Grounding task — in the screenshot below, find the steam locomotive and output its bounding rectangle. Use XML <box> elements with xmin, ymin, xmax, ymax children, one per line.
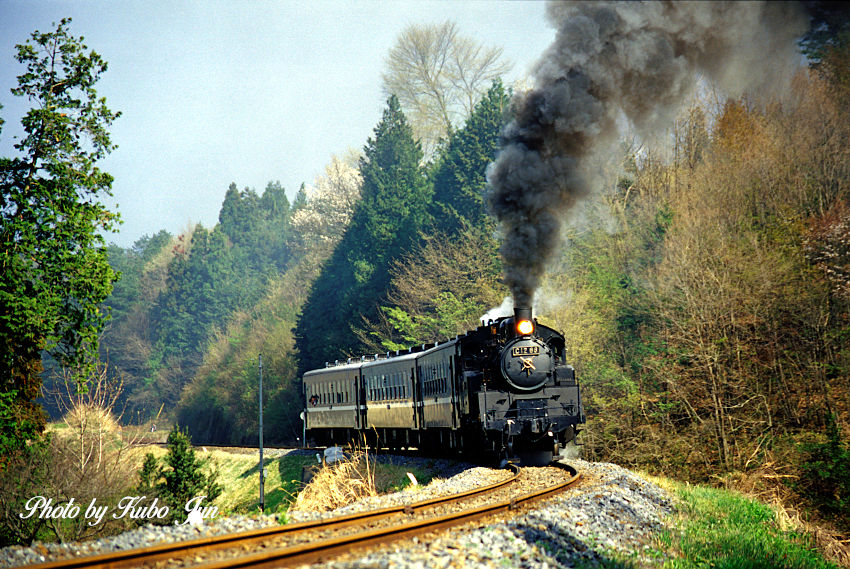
<box><xmin>302</xmin><ymin>307</ymin><xmax>585</xmax><ymax>465</ymax></box>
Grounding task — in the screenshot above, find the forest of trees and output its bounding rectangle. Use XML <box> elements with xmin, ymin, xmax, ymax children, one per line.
<box><xmin>2</xmin><ymin>11</ymin><xmax>849</xmax><ymax>545</ymax></box>
<box><xmin>77</xmin><ymin>79</ymin><xmax>513</xmax><ymax>445</ymax></box>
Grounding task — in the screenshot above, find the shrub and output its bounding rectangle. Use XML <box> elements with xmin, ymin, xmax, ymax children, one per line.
<box><xmin>136</xmin><ymin>452</ymin><xmax>160</xmax><ymax>494</ymax></box>
<box><xmin>0</xmin><ymin>440</ymin><xmax>50</xmax><ymax>546</ymax></box>
<box><xmin>156</xmin><ymin>427</ymin><xmax>221</xmax><ymax>522</ymax></box>
<box><xmin>293</xmin><ymin>450</ymin><xmax>377</xmax><ymax>512</ymax></box>
<box><xmin>800</xmin><ymin>415</ymin><xmax>850</xmax><ymax>527</ymax></box>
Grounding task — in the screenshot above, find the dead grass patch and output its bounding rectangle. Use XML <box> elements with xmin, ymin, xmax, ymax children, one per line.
<box><xmin>293</xmin><ymin>451</ymin><xmax>377</xmax><ymax>513</ymax></box>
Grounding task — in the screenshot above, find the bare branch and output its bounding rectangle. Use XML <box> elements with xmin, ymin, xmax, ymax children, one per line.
<box><xmin>382</xmin><ymin>21</ymin><xmax>512</xmax><ymax>158</ymax></box>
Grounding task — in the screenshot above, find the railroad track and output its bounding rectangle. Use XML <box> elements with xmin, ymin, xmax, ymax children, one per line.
<box><xmin>19</xmin><ymin>462</ymin><xmax>580</xmax><ymax>569</ymax></box>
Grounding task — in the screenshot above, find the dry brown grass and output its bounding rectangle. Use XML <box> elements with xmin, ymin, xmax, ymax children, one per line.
<box><xmin>64</xmin><ymin>403</ymin><xmax>121</xmax><ymax>435</ymax></box>
<box><xmin>292</xmin><ymin>450</ymin><xmax>377</xmax><ymax>513</ymax></box>
<box><xmin>35</xmin><ymin>365</ymin><xmax>148</xmax><ymax>542</ymax></box>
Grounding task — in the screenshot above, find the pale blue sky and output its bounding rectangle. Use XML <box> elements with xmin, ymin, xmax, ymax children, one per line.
<box><xmin>0</xmin><ymin>0</ymin><xmax>555</xmax><ymax>247</ymax></box>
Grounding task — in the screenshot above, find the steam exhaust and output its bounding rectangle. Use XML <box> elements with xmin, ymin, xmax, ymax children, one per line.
<box><xmin>486</xmin><ymin>1</ymin><xmax>808</xmax><ymax>309</ymax></box>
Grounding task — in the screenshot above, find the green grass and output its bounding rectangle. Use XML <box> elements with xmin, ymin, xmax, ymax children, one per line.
<box><xmin>203</xmin><ymin>451</ymin><xmax>316</xmax><ymax>516</ymax></box>
<box><xmin>121</xmin><ymin>446</ymin><xmax>445</xmax><ymax>521</ymax></box>
<box><xmin>372</xmin><ymin>458</ymin><xmax>438</xmax><ymax>493</ymax></box>
<box><xmin>658</xmin><ymin>484</ymin><xmax>839</xmax><ymax>569</ymax></box>
<box><xmin>202</xmin><ymin>451</ymin><xmax>434</xmax><ymax>517</ymax></box>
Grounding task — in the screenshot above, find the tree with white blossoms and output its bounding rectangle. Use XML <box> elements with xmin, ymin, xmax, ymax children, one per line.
<box><xmin>290</xmin><ymin>152</ymin><xmax>362</xmax><ymax>262</ymax></box>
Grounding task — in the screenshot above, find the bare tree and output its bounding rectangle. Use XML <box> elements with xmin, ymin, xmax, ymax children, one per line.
<box><xmin>382</xmin><ymin>21</ymin><xmax>512</xmax><ymax>157</ymax></box>
<box><xmin>41</xmin><ymin>363</ymin><xmax>142</xmax><ymax>542</ymax></box>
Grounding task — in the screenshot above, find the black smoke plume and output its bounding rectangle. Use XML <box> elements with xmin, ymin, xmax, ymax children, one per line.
<box><xmin>486</xmin><ymin>1</ymin><xmax>807</xmax><ymax>309</ymax></box>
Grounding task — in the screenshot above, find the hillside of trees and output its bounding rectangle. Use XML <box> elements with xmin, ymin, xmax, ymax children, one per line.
<box><xmin>68</xmin><ymin>79</ymin><xmax>513</xmax><ymax>445</ymax></box>
<box><xmin>90</xmin><ymin>47</ymin><xmax>849</xmax><ymax>478</ymax></box>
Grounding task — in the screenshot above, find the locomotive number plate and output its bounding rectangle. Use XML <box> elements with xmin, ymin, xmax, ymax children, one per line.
<box><xmin>511</xmin><ymin>346</ymin><xmax>540</xmax><ymax>357</ymax></box>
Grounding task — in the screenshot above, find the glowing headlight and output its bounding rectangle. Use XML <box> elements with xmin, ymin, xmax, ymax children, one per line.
<box><xmin>517</xmin><ymin>319</ymin><xmax>534</xmax><ymax>335</ymax></box>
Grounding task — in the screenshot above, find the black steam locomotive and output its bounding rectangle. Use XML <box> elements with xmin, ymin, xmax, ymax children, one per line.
<box><xmin>302</xmin><ymin>307</ymin><xmax>585</xmax><ymax>465</ymax></box>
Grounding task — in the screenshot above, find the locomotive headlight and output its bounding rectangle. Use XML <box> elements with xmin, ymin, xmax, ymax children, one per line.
<box><xmin>517</xmin><ymin>319</ymin><xmax>534</xmax><ymax>335</ymax></box>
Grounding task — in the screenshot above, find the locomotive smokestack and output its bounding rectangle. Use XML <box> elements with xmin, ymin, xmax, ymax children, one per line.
<box><xmin>514</xmin><ymin>306</ymin><xmax>534</xmax><ymax>336</ymax></box>
<box><xmin>514</xmin><ymin>306</ymin><xmax>532</xmax><ymax>325</ymax></box>
<box><xmin>487</xmin><ymin>1</ymin><xmax>806</xmax><ymax>308</ymax></box>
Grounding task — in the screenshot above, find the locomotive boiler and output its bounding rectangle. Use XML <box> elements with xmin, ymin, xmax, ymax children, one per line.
<box><xmin>302</xmin><ymin>307</ymin><xmax>585</xmax><ymax>465</ymax></box>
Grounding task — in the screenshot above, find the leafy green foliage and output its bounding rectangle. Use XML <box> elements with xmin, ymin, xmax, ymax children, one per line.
<box><xmin>661</xmin><ymin>484</ymin><xmax>839</xmax><ymax>569</ymax></box>
<box><xmin>358</xmin><ymin>228</ymin><xmax>505</xmax><ymax>352</ymax></box>
<box><xmin>330</xmin><ymin>84</ymin><xmax>511</xmax><ymax>358</ymax></box>
<box><xmin>105</xmin><ymin>230</ymin><xmax>173</xmax><ymax>322</ymax></box>
<box><xmin>176</xmin><ymin>272</ymin><xmax>303</xmax><ymax>444</ymax></box>
<box><xmin>800</xmin><ymin>415</ymin><xmax>850</xmax><ymax>526</ymax></box>
<box><xmin>800</xmin><ymin>2</ymin><xmax>850</xmax><ymax>64</ymax></box>
<box><xmin>380</xmin><ymin>291</ymin><xmax>487</xmax><ymax>351</ymax></box>
<box><xmin>98</xmin><ymin>179</ymin><xmax>298</xmax><ymax>420</ymax></box>
<box><xmin>136</xmin><ymin>452</ymin><xmax>159</xmax><ymax>494</ymax></box>
<box><xmin>0</xmin><ymin>437</ymin><xmax>50</xmax><ymax>546</ymax></box>
<box><xmin>430</xmin><ymin>80</ymin><xmax>509</xmax><ymax>233</ymax></box>
<box><xmin>0</xmin><ymin>18</ymin><xmax>119</xmax><ymax>455</ymax></box>
<box><xmin>291</xmin><ymin>183</ymin><xmax>308</xmax><ymax>212</ymax></box>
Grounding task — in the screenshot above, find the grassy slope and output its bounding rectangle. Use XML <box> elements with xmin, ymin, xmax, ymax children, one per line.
<box><xmin>172</xmin><ymin>449</ymin><xmax>436</xmax><ymax>516</ymax></box>
<box><xmin>667</xmin><ymin>485</ymin><xmax>839</xmax><ymax>568</ymax></box>
<box><xmin>644</xmin><ymin>478</ymin><xmax>843</xmax><ymax>569</ymax></box>
<box><xmin>170</xmin><ymin>449</ymin><xmax>316</xmax><ymax>515</ymax></box>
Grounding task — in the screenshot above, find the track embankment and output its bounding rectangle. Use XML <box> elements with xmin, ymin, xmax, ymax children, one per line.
<box><xmin>10</xmin><ymin>463</ymin><xmax>582</xmax><ymax>569</ymax></box>
<box><xmin>4</xmin><ymin>458</ymin><xmax>676</xmax><ymax>569</ymax></box>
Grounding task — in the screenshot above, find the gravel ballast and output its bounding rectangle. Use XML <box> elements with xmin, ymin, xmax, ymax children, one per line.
<box><xmin>0</xmin><ymin>458</ymin><xmax>675</xmax><ymax>568</ymax></box>
<box><xmin>314</xmin><ymin>458</ymin><xmax>675</xmax><ymax>568</ymax></box>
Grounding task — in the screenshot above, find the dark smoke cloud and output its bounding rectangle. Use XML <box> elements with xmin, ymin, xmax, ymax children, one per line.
<box><xmin>486</xmin><ymin>1</ymin><xmax>807</xmax><ymax>309</ymax></box>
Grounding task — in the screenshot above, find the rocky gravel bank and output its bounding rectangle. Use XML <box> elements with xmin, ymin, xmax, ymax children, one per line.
<box><xmin>0</xmin><ymin>458</ymin><xmax>675</xmax><ymax>568</ymax></box>
<box><xmin>314</xmin><ymin>458</ymin><xmax>675</xmax><ymax>568</ymax></box>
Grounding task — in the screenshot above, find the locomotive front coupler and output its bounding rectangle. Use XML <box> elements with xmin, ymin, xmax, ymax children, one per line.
<box><xmin>503</xmin><ymin>418</ymin><xmax>525</xmax><ymax>437</ymax></box>
<box><xmin>530</xmin><ymin>421</ymin><xmax>557</xmax><ymax>443</ymax></box>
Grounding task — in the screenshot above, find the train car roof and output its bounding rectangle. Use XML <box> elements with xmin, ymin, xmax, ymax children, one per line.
<box><xmin>360</xmin><ymin>349</ymin><xmax>420</xmax><ymax>370</ymax></box>
<box><xmin>303</xmin><ymin>360</ymin><xmax>364</xmax><ymax>378</ymax></box>
<box><xmin>305</xmin><ymin>336</ymin><xmax>464</xmax><ymax>378</ymax></box>
<box><xmin>303</xmin><ymin>316</ymin><xmax>566</xmax><ymax>378</ymax></box>
<box><xmin>415</xmin><ymin>338</ymin><xmax>459</xmax><ymax>358</ymax></box>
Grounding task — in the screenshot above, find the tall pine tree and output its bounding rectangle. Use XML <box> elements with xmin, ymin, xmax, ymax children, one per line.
<box><xmin>430</xmin><ymin>80</ymin><xmax>509</xmax><ymax>233</ymax></box>
<box><xmin>357</xmin><ymin>81</ymin><xmax>511</xmax><ymax>351</ymax></box>
<box><xmin>1</xmin><ymin>19</ymin><xmax>119</xmax><ymax>457</ymax></box>
<box><xmin>295</xmin><ymin>96</ymin><xmax>429</xmax><ymax>372</ymax></box>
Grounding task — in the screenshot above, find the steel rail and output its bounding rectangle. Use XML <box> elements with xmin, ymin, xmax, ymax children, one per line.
<box><xmin>16</xmin><ymin>464</ymin><xmax>523</xmax><ymax>569</ymax></box>
<box><xmin>193</xmin><ymin>462</ymin><xmax>580</xmax><ymax>569</ymax></box>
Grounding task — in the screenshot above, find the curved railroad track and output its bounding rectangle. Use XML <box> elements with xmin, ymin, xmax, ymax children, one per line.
<box><xmin>18</xmin><ymin>462</ymin><xmax>579</xmax><ymax>569</ymax></box>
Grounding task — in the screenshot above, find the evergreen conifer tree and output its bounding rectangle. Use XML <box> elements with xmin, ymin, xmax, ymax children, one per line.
<box><xmin>0</xmin><ymin>19</ymin><xmax>120</xmax><ymax>457</ymax></box>
<box><xmin>157</xmin><ymin>427</ymin><xmax>221</xmax><ymax>522</ymax></box>
<box><xmin>430</xmin><ymin>81</ymin><xmax>510</xmax><ymax>233</ymax></box>
<box><xmin>295</xmin><ymin>96</ymin><xmax>429</xmax><ymax>372</ymax></box>
<box><xmin>291</xmin><ymin>183</ymin><xmax>308</xmax><ymax>213</ymax></box>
